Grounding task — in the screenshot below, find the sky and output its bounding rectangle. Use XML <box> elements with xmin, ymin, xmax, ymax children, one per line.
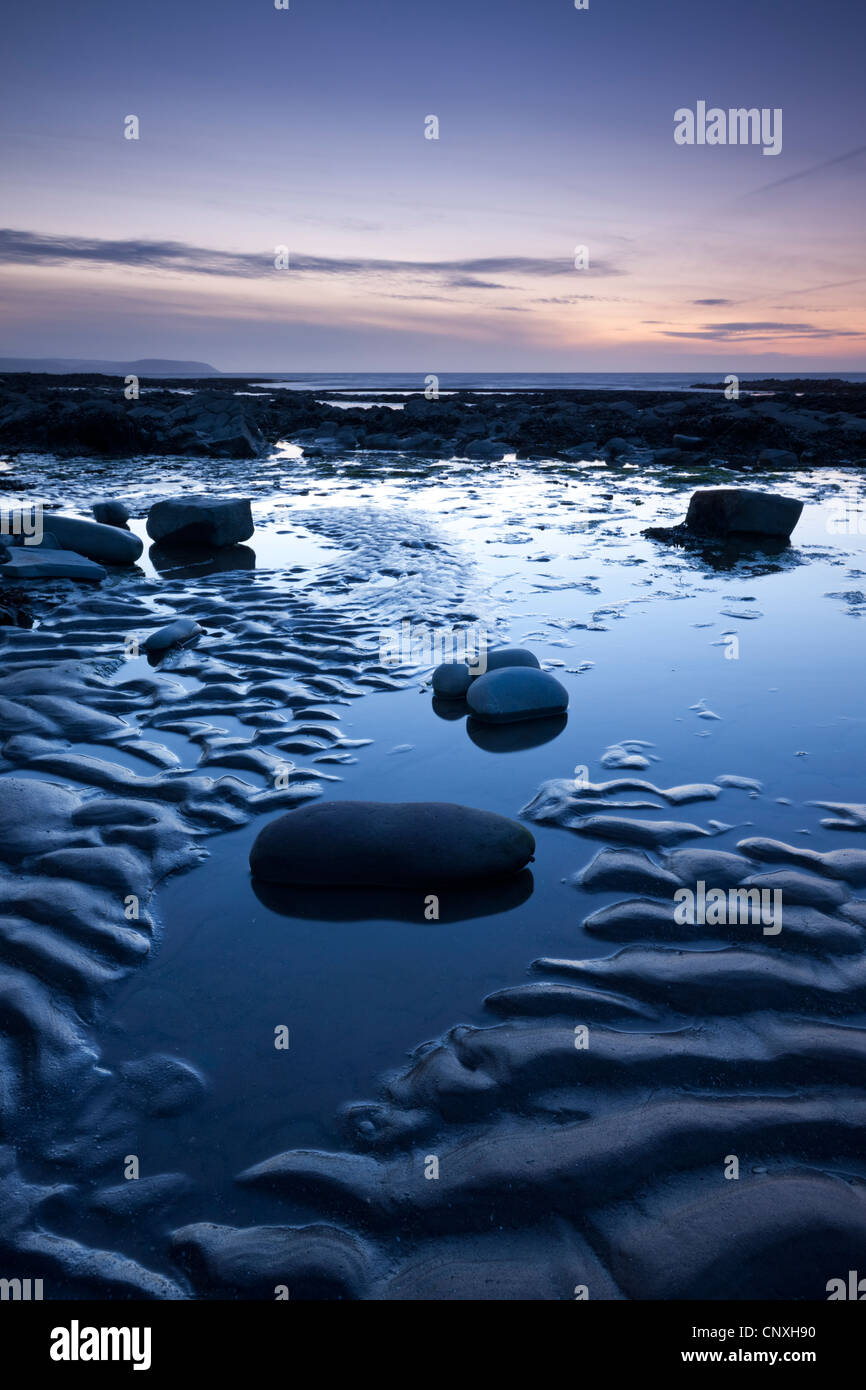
<box><xmin>1</xmin><ymin>0</ymin><xmax>864</xmax><ymax>371</ymax></box>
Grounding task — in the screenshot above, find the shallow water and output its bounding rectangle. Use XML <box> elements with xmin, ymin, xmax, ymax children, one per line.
<box><xmin>3</xmin><ymin>445</ymin><xmax>866</xmax><ymax>1294</ymax></box>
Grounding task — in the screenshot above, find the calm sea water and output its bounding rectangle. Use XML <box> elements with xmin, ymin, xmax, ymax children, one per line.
<box><xmin>242</xmin><ymin>371</ymin><xmax>866</xmax><ymax>392</ymax></box>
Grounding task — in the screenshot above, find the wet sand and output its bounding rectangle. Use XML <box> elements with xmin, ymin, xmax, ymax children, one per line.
<box><xmin>1</xmin><ymin>438</ymin><xmax>866</xmax><ymax>1298</ymax></box>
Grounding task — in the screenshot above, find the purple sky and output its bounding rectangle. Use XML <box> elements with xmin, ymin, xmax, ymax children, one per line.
<box><xmin>1</xmin><ymin>0</ymin><xmax>864</xmax><ymax>370</ymax></box>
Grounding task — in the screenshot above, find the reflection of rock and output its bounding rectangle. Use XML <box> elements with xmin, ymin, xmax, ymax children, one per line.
<box><xmin>253</xmin><ymin>869</ymin><xmax>534</xmax><ymax>922</ymax></box>
<box><xmin>250</xmin><ymin>801</ymin><xmax>535</xmax><ymax>885</ymax></box>
<box><xmin>431</xmin><ymin>694</ymin><xmax>468</xmax><ymax>721</ymax></box>
<box><xmin>467</xmin><ymin>712</ymin><xmax>567</xmax><ymax>752</ymax></box>
<box><xmin>467</xmin><ymin>668</ymin><xmax>568</xmax><ymax>724</ymax></box>
<box><xmin>146</xmin><ymin>496</ymin><xmax>254</xmax><ymax>548</ymax></box>
<box><xmin>149</xmin><ymin>541</ymin><xmax>255</xmax><ymax>578</ymax></box>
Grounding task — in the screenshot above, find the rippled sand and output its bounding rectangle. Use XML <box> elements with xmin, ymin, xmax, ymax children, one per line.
<box><xmin>1</xmin><ymin>446</ymin><xmax>865</xmax><ymax>1297</ymax></box>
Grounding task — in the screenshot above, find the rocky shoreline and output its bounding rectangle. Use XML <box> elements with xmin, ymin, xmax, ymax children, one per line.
<box><xmin>1</xmin><ymin>374</ymin><xmax>865</xmax><ymax>468</ymax></box>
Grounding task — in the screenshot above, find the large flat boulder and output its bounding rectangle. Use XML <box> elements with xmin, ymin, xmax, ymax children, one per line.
<box><xmin>0</xmin><ymin>547</ymin><xmax>107</xmax><ymax>581</ymax></box>
<box><xmin>684</xmin><ymin>488</ymin><xmax>803</xmax><ymax>539</ymax></box>
<box><xmin>146</xmin><ymin>496</ymin><xmax>254</xmax><ymax>548</ymax></box>
<box><xmin>249</xmin><ymin>800</ymin><xmax>535</xmax><ymax>885</ymax></box>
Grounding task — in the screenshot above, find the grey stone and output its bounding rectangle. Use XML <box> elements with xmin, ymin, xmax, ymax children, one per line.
<box><xmin>480</xmin><ymin>647</ymin><xmax>541</xmax><ymax>676</ymax></box>
<box><xmin>758</xmin><ymin>448</ymin><xmax>800</xmax><ymax>467</ymax></box>
<box><xmin>143</xmin><ymin>618</ymin><xmax>203</xmax><ymax>653</ymax></box>
<box><xmin>249</xmin><ymin>800</ymin><xmax>535</xmax><ymax>884</ymax></box>
<box><xmin>673</xmin><ymin>434</ymin><xmax>702</xmax><ymax>449</ymax></box>
<box><xmin>466</xmin><ymin>668</ymin><xmax>568</xmax><ymax>724</ymax></box>
<box><xmin>6</xmin><ymin>512</ymin><xmax>141</xmax><ymax>564</ymax></box>
<box><xmin>603</xmin><ymin>436</ymin><xmax>631</xmax><ymax>457</ymax></box>
<box><xmin>92</xmin><ymin>499</ymin><xmax>131</xmax><ymax>527</ymax></box>
<box><xmin>46</xmin><ymin>514</ymin><xmax>141</xmax><ymax>563</ymax></box>
<box><xmin>464</xmin><ymin>439</ymin><xmax>507</xmax><ymax>459</ymax></box>
<box><xmin>8</xmin><ymin>530</ymin><xmax>61</xmax><ymax>549</ymax></box>
<box><xmin>431</xmin><ymin>662</ymin><xmax>472</xmax><ymax>697</ymax></box>
<box><xmin>146</xmin><ymin>496</ymin><xmax>254</xmax><ymax>548</ymax></box>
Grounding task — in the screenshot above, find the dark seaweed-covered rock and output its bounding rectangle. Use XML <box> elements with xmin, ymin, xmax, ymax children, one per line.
<box><xmin>684</xmin><ymin>487</ymin><xmax>803</xmax><ymax>538</ymax></box>
<box><xmin>466</xmin><ymin>668</ymin><xmax>568</xmax><ymax>724</ymax></box>
<box><xmin>249</xmin><ymin>801</ymin><xmax>535</xmax><ymax>885</ymax></box>
<box><xmin>644</xmin><ymin>487</ymin><xmax>804</xmax><ymax>547</ymax></box>
<box><xmin>0</xmin><ymin>584</ymin><xmax>34</xmax><ymax>627</ymax></box>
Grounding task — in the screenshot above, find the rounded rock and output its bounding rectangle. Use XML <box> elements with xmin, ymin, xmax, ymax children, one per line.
<box><xmin>478</xmin><ymin>647</ymin><xmax>541</xmax><ymax>677</ymax></box>
<box><xmin>92</xmin><ymin>499</ymin><xmax>131</xmax><ymax>527</ymax></box>
<box><xmin>143</xmin><ymin>617</ymin><xmax>203</xmax><ymax>653</ymax></box>
<box><xmin>249</xmin><ymin>800</ymin><xmax>535</xmax><ymax>885</ymax></box>
<box><xmin>467</xmin><ymin>667</ymin><xmax>568</xmax><ymax>724</ymax></box>
<box><xmin>46</xmin><ymin>514</ymin><xmax>142</xmax><ymax>564</ymax></box>
<box><xmin>432</xmin><ymin>661</ymin><xmax>472</xmax><ymax>697</ymax></box>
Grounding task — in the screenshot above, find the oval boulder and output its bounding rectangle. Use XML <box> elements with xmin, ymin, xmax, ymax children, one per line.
<box><xmin>467</xmin><ymin>668</ymin><xmax>568</xmax><ymax>724</ymax></box>
<box><xmin>249</xmin><ymin>800</ymin><xmax>535</xmax><ymax>885</ymax></box>
<box><xmin>480</xmin><ymin>646</ymin><xmax>540</xmax><ymax>675</ymax></box>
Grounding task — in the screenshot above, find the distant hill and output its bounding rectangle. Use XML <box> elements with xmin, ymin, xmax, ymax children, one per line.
<box><xmin>0</xmin><ymin>357</ymin><xmax>221</xmax><ymax>376</ymax></box>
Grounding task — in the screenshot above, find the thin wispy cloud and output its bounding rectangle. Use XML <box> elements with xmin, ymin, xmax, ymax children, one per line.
<box><xmin>745</xmin><ymin>144</ymin><xmax>866</xmax><ymax>196</ymax></box>
<box><xmin>660</xmin><ymin>320</ymin><xmax>862</xmax><ymax>342</ymax></box>
<box><xmin>0</xmin><ymin>230</ymin><xmax>621</xmax><ymax>286</ymax></box>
